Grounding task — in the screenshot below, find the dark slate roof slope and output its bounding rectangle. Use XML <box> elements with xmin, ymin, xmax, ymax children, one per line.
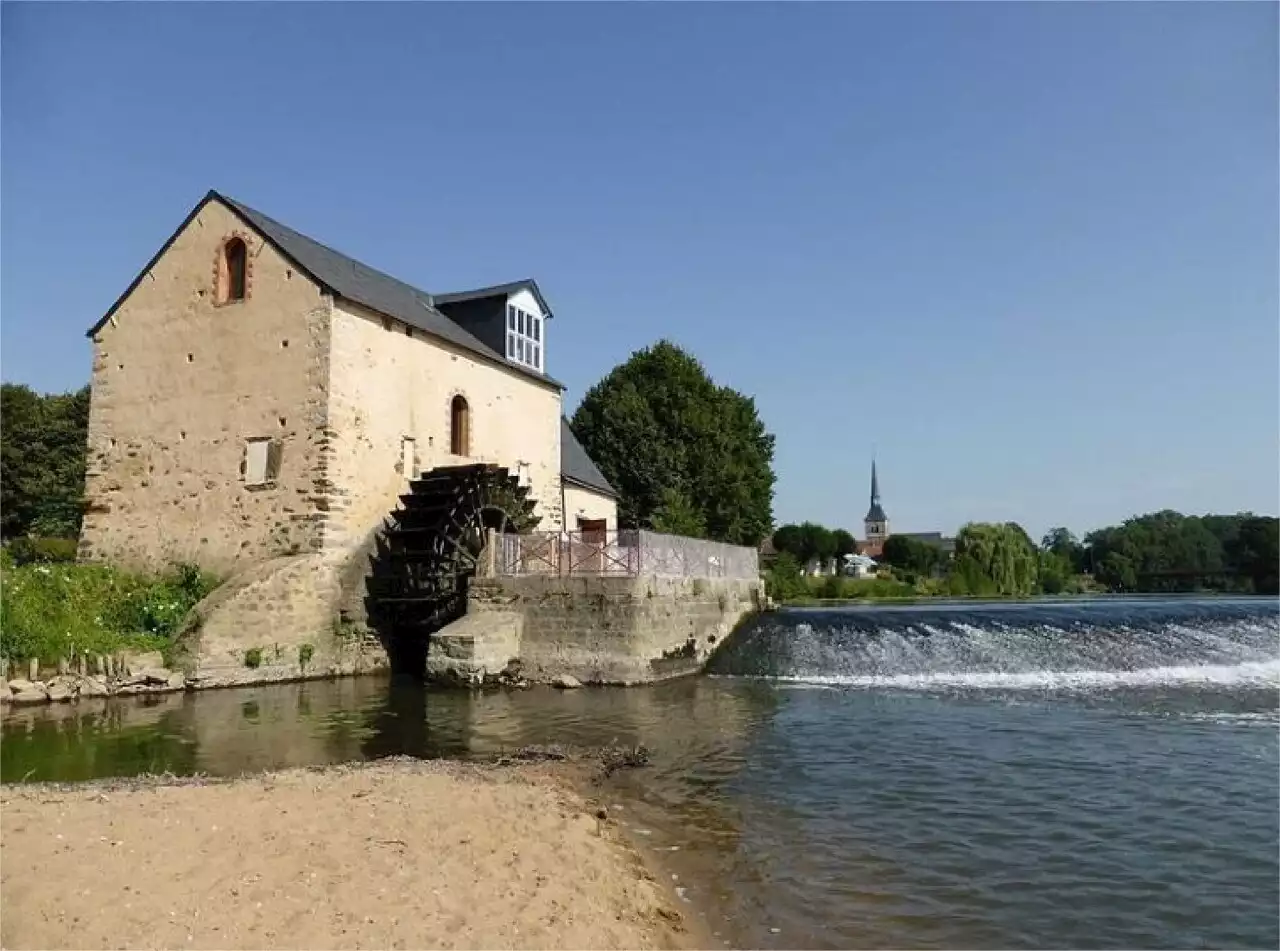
<box><xmin>88</xmin><ymin>189</ymin><xmax>562</xmax><ymax>390</ymax></box>
<box><xmin>434</xmin><ymin>280</ymin><xmax>554</xmax><ymax>319</ymax></box>
<box><xmin>560</xmin><ymin>418</ymin><xmax>617</xmax><ymax>497</ymax></box>
<box><xmin>216</xmin><ymin>193</ymin><xmax>563</xmax><ymax>389</ymax></box>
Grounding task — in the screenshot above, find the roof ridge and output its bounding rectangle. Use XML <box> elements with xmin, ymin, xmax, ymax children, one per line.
<box><xmin>215</xmin><ymin>191</ymin><xmax>437</xmax><ymax>305</ymax></box>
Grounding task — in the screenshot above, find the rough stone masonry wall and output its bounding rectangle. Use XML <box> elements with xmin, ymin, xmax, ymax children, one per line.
<box><xmin>80</xmin><ymin>200</ymin><xmax>332</xmax><ymax>576</ymax></box>
<box><xmin>466</xmin><ymin>574</ymin><xmax>764</xmax><ymax>684</ymax></box>
<box><xmin>322</xmin><ymin>300</ymin><xmax>566</xmax><ymax>561</ymax></box>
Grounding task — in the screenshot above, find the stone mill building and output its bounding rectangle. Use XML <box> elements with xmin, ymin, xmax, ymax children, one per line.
<box><xmin>79</xmin><ymin>189</ymin><xmax>624</xmax><ymax>680</ymax></box>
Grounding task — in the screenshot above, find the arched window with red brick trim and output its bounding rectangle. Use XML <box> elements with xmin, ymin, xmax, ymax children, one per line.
<box><xmin>218</xmin><ymin>237</ymin><xmax>247</xmax><ymax>303</ymax></box>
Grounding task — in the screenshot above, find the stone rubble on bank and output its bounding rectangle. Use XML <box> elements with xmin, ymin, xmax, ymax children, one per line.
<box><xmin>1</xmin><ymin>660</ymin><xmax>191</xmax><ymax>706</ymax></box>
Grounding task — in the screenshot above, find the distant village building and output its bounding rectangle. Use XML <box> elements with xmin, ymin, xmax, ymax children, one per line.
<box><xmin>861</xmin><ymin>460</ymin><xmax>890</xmax><ymax>557</ymax></box>
<box><xmin>857</xmin><ymin>461</ymin><xmax>955</xmax><ymax>560</ymax></box>
<box><xmin>842</xmin><ymin>552</ymin><xmax>878</xmax><ymax>578</ymax></box>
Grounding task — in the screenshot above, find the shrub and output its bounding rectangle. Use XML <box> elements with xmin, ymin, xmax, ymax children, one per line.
<box><xmin>764</xmin><ymin>552</ymin><xmax>806</xmax><ymax>601</ymax></box>
<box><xmin>298</xmin><ymin>643</ymin><xmax>315</xmax><ymax>668</ymax></box>
<box><xmin>243</xmin><ymin>647</ymin><xmax>263</xmax><ymax>669</ymax></box>
<box><xmin>816</xmin><ymin>574</ymin><xmax>845</xmax><ymax>600</ymax></box>
<box><xmin>7</xmin><ymin>536</ymin><xmax>78</xmax><ymax>566</ymax></box>
<box><xmin>0</xmin><ymin>560</ymin><xmax>220</xmax><ymax>663</ymax></box>
<box><xmin>815</xmin><ymin>575</ymin><xmax>915</xmax><ymax>600</ymax></box>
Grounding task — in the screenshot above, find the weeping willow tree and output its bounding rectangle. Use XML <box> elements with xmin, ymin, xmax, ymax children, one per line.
<box><xmin>952</xmin><ymin>522</ymin><xmax>1039</xmax><ymax>596</ymax></box>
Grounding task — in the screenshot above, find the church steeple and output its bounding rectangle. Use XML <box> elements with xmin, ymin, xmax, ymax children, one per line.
<box><xmin>864</xmin><ymin>459</ymin><xmax>889</xmax><ymax>555</ymax></box>
<box><xmin>865</xmin><ymin>459</ymin><xmax>887</xmax><ymax>523</ymax></box>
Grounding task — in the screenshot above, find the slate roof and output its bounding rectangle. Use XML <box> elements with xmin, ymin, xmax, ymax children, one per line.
<box><xmin>560</xmin><ymin>418</ymin><xmax>617</xmax><ymax>498</ymax></box>
<box><xmin>89</xmin><ymin>191</ymin><xmax>563</xmax><ymax>390</ymax></box>
<box><xmin>434</xmin><ymin>280</ymin><xmax>554</xmax><ymax>319</ymax></box>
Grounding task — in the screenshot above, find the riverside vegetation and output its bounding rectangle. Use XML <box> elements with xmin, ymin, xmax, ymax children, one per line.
<box><xmin>767</xmin><ymin>513</ymin><xmax>1279</xmax><ymax>603</ymax></box>
<box><xmin>0</xmin><ymin>545</ymin><xmax>218</xmax><ymax>665</ymax></box>
<box><xmin>1</xmin><ymin>384</ymin><xmax>226</xmax><ymax>666</ymax></box>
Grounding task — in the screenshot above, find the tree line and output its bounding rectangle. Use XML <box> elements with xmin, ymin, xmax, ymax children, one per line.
<box><xmin>768</xmin><ymin>513</ymin><xmax>1278</xmax><ymax>596</ymax></box>
<box><xmin>4</xmin><ymin>365</ymin><xmax>1275</xmax><ymax>598</ymax></box>
<box><xmin>1</xmin><ymin>383</ymin><xmax>90</xmax><ymax>541</ymax></box>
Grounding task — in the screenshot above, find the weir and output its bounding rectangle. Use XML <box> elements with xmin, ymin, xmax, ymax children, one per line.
<box><xmin>706</xmin><ymin>598</ymin><xmax>1280</xmax><ymax>686</ymax></box>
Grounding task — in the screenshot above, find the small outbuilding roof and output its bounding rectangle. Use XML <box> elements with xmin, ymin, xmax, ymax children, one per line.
<box><xmin>560</xmin><ymin>418</ymin><xmax>617</xmax><ymax>498</ymax></box>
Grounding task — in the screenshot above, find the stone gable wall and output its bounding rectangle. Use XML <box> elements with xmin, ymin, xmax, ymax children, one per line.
<box><xmin>322</xmin><ymin>300</ymin><xmax>565</xmax><ymax>553</ymax></box>
<box><xmin>80</xmin><ymin>200</ymin><xmax>332</xmax><ymax>575</ymax></box>
<box><xmin>562</xmin><ymin>485</ymin><xmax>618</xmax><ymax>532</ymax></box>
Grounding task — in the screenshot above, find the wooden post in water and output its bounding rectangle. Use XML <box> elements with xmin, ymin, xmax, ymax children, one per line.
<box><xmin>483</xmin><ymin>529</ymin><xmax>498</xmax><ymax>578</ymax></box>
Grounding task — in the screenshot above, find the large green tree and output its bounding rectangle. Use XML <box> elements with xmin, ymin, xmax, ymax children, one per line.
<box><xmin>1</xmin><ymin>383</ymin><xmax>91</xmax><ymax>539</ymax></box>
<box><xmin>1083</xmin><ymin>510</ymin><xmax>1239</xmax><ymax>592</ymax></box>
<box><xmin>770</xmin><ymin>522</ymin><xmax>837</xmax><ymax>565</ymax></box>
<box><xmin>952</xmin><ymin>522</ymin><xmax>1040</xmax><ymax>596</ymax></box>
<box><xmin>832</xmin><ymin>529</ymin><xmax>858</xmax><ymax>560</ymax></box>
<box><xmin>571</xmin><ymin>341</ymin><xmax>775</xmax><ymax>545</ymax></box>
<box><xmin>881</xmin><ymin>534</ymin><xmax>942</xmax><ymax>576</ymax></box>
<box><xmin>1226</xmin><ymin>515</ymin><xmax>1279</xmax><ymax>594</ymax></box>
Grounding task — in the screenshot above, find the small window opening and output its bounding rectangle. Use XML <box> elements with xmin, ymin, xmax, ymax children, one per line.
<box><xmin>401</xmin><ymin>436</ymin><xmax>416</xmax><ymax>478</ymax></box>
<box><xmin>244</xmin><ymin>437</ymin><xmax>281</xmax><ymax>486</ymax></box>
<box><xmin>450</xmin><ymin>395</ymin><xmax>470</xmax><ymax>457</ymax></box>
<box><xmin>219</xmin><ymin>237</ymin><xmax>248</xmax><ymax>303</ymax></box>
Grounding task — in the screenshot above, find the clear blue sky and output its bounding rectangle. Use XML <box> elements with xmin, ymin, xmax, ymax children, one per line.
<box><xmin>3</xmin><ymin>2</ymin><xmax>1276</xmax><ymax>541</ymax></box>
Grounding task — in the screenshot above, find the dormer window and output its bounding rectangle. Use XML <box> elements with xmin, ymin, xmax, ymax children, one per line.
<box><xmin>506</xmin><ymin>303</ymin><xmax>542</xmax><ymax>372</ymax></box>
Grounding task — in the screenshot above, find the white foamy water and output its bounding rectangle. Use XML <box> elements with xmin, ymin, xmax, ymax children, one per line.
<box><xmin>770</xmin><ymin>659</ymin><xmax>1280</xmax><ymax>692</ymax></box>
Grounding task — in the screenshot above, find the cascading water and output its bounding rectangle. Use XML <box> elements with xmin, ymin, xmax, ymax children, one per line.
<box><xmin>707</xmin><ymin>597</ymin><xmax>1280</xmax><ymax>690</ymax></box>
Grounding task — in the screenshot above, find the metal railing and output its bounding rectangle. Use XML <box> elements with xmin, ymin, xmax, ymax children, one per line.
<box><xmin>495</xmin><ymin>530</ymin><xmax>759</xmax><ymax>580</ymax></box>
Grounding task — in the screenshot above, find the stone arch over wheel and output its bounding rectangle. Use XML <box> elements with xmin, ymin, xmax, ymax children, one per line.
<box><xmin>364</xmin><ymin>463</ymin><xmax>539</xmax><ymax>674</ymax></box>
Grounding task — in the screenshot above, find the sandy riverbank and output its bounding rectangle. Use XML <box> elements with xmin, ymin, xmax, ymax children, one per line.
<box><xmin>0</xmin><ymin>758</ymin><xmax>699</xmax><ymax>951</ymax></box>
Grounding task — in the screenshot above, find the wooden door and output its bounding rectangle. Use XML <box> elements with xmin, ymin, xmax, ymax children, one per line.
<box><xmin>577</xmin><ymin>518</ymin><xmax>607</xmax><ymax>573</ymax></box>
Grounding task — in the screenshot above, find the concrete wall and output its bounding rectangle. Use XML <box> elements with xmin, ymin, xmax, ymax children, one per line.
<box><xmin>323</xmin><ymin>300</ymin><xmax>565</xmax><ymax>553</ymax></box>
<box><xmin>80</xmin><ymin>199</ymin><xmax>331</xmax><ymax>575</ymax></box>
<box><xmin>463</xmin><ymin>574</ymin><xmax>764</xmax><ymax>684</ymax></box>
<box><xmin>562</xmin><ymin>485</ymin><xmax>618</xmax><ymax>532</ymax></box>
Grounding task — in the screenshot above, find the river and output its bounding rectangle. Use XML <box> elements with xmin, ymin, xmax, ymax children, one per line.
<box><xmin>4</xmin><ymin>596</ymin><xmax>1278</xmax><ymax>949</ymax></box>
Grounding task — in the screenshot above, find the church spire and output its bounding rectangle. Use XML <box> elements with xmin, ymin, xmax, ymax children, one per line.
<box><xmin>865</xmin><ymin>459</ymin><xmax>887</xmax><ymax>523</ymax></box>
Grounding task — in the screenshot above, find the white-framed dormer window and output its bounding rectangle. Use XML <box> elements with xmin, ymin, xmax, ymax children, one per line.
<box><xmin>506</xmin><ymin>303</ymin><xmax>542</xmax><ymax>372</ymax></box>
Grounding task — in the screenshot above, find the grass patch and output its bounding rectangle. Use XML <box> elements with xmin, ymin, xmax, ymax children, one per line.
<box><xmin>0</xmin><ymin>549</ymin><xmax>220</xmax><ymax>663</ymax></box>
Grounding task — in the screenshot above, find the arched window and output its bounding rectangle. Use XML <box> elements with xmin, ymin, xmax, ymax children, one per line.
<box><xmin>219</xmin><ymin>237</ymin><xmax>247</xmax><ymax>303</ymax></box>
<box><xmin>450</xmin><ymin>395</ymin><xmax>470</xmax><ymax>456</ymax></box>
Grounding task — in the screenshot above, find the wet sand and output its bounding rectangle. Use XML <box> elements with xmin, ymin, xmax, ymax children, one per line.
<box><xmin>0</xmin><ymin>758</ymin><xmax>698</xmax><ymax>950</ymax></box>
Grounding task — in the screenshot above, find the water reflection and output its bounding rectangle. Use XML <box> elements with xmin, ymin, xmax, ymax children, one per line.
<box><xmin>0</xmin><ymin>675</ymin><xmax>779</xmax><ymax>785</ymax></box>
<box><xmin>4</xmin><ymin>667</ymin><xmax>1275</xmax><ymax>950</ymax></box>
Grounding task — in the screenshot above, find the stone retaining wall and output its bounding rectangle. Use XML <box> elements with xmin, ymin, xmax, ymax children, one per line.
<box><xmin>451</xmin><ymin>573</ymin><xmax>764</xmax><ymax>685</ymax></box>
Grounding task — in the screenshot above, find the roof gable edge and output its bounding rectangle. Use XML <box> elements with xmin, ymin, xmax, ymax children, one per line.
<box><xmin>85</xmin><ymin>190</ymin><xmax>334</xmax><ymax>339</ymax></box>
